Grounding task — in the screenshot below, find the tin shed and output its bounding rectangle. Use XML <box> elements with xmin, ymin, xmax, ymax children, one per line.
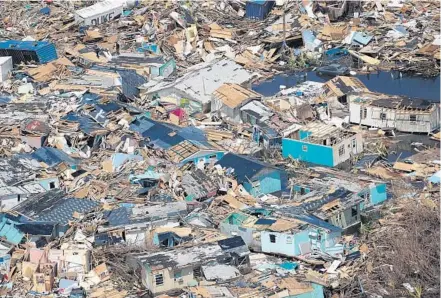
<box><xmin>245</xmin><ymin>0</ymin><xmax>275</xmax><ymax>20</ymax></box>
<box><xmin>0</xmin><ymin>41</ymin><xmax>57</xmax><ymax>65</ymax></box>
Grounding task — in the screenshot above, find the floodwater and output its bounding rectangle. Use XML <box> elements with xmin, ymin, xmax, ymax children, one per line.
<box><xmin>252</xmin><ymin>71</ymin><xmax>440</xmax><ymax>102</ymax></box>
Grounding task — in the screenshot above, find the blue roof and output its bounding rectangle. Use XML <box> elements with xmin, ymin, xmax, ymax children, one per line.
<box><xmin>117</xmin><ymin>69</ymin><xmax>147</xmax><ymax>98</ymax></box>
<box><xmin>129</xmin><ymin>116</ymin><xmax>207</xmax><ymax>149</ymax></box>
<box><xmin>94</xmin><ymin>232</ymin><xmax>124</xmax><ymax>247</ymax></box>
<box><xmin>255</xmin><ymin>218</ymin><xmax>277</xmax><ymax>225</ymax></box>
<box><xmin>88</xmin><ymin>65</ymin><xmax>147</xmax><ymax>99</ymax></box>
<box><xmin>36</xmin><ymin>198</ymin><xmax>99</xmax><ymax>224</ymax></box>
<box><xmin>27</xmin><ymin>147</ymin><xmax>79</xmax><ymax>167</ymax></box>
<box><xmin>0</xmin><ymin>40</ymin><xmax>54</xmax><ymax>51</ymax></box>
<box><xmin>300</xmin><ymin>188</ymin><xmax>353</xmax><ymax>212</ymax></box>
<box><xmin>103</xmin><ymin>207</ymin><xmax>131</xmax><ymax>227</ymax></box>
<box><xmin>80</xmin><ymin>92</ymin><xmax>102</xmax><ymax>105</ymax></box>
<box><xmin>215</xmin><ymin>153</ymin><xmax>280</xmax><ymax>184</ymax></box>
<box><xmin>16</xmin><ymin>222</ymin><xmax>56</xmax><ymax>236</ymax></box>
<box><xmin>292</xmin><ymin>213</ymin><xmax>342</xmax><ymax>233</ymax></box>
<box><xmin>62</xmin><ymin>112</ymin><xmax>106</xmax><ymax>135</ymax></box>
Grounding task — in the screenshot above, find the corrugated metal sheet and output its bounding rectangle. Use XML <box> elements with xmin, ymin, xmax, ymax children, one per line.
<box><xmin>245</xmin><ymin>0</ymin><xmax>275</xmax><ymax>20</ymax></box>
<box><xmin>0</xmin><ymin>40</ymin><xmax>57</xmax><ymax>65</ymax></box>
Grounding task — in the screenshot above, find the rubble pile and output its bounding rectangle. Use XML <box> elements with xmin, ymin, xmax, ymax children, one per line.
<box><xmin>0</xmin><ymin>1</ymin><xmax>438</xmax><ymax>298</ymax></box>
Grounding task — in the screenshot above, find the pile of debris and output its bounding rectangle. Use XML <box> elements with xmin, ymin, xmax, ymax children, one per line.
<box><xmin>0</xmin><ymin>0</ymin><xmax>438</xmax><ymax>298</ymax></box>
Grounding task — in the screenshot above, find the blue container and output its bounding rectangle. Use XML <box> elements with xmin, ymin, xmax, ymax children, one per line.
<box><xmin>245</xmin><ymin>0</ymin><xmax>275</xmax><ymax>20</ymax></box>
<box><xmin>0</xmin><ymin>40</ymin><xmax>58</xmax><ymax>65</ymax></box>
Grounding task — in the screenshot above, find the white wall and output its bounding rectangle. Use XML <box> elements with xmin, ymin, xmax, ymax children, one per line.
<box><xmin>332</xmin><ymin>133</ymin><xmax>363</xmax><ymax>166</ymax></box>
<box><xmin>0</xmin><ymin>195</ymin><xmax>27</xmax><ymax>211</ymax></box>
<box><xmin>125</xmin><ymin>230</ymin><xmax>146</xmax><ymax>248</ymax></box>
<box><xmin>350</xmin><ymin>101</ymin><xmax>439</xmax><ymax>133</ymax></box>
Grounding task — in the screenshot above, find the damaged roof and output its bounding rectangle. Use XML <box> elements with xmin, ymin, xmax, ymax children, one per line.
<box><xmin>215</xmin><ymin>153</ymin><xmax>281</xmax><ymax>184</ymax></box>
<box><xmin>213</xmin><ymin>83</ymin><xmax>261</xmax><ymax>109</ymax></box>
<box><xmin>129</xmin><ymin>242</ymin><xmax>225</xmax><ymax>270</ymax></box>
<box><xmin>146</xmin><ymin>59</ymin><xmax>253</xmax><ymax>104</ymax></box>
<box><xmin>13</xmin><ymin>190</ymin><xmax>99</xmax><ymax>224</ymax></box>
<box><xmin>323</xmin><ymin>76</ymin><xmax>369</xmax><ymax>98</ymax></box>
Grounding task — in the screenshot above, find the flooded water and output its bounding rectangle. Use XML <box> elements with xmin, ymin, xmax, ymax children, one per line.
<box><xmin>252</xmin><ymin>71</ymin><xmax>440</xmax><ymax>102</ymax></box>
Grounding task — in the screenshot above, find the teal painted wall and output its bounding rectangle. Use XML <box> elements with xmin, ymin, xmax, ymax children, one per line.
<box><xmin>261</xmin><ymin>229</ymin><xmax>341</xmax><ymax>257</ymax></box>
<box><xmin>261</xmin><ymin>231</ymin><xmax>296</xmax><ymax>256</ymax></box>
<box><xmin>293</xmin><ymin>185</ymin><xmax>311</xmax><ymax>194</ymax></box>
<box><xmin>294</xmin><ymin>230</ymin><xmax>310</xmax><ymax>255</ymax></box>
<box><xmin>370</xmin><ymin>183</ymin><xmax>387</xmax><ymax>205</ymax></box>
<box><xmin>182</xmin><ymin>151</ymin><xmax>224</xmax><ymax>166</ymax></box>
<box><xmin>282</xmin><ymin>138</ymin><xmax>334</xmax><ymax>167</ymax></box>
<box><xmin>37</xmin><ymin>177</ymin><xmax>60</xmax><ymax>191</ymax></box>
<box><xmin>299</xmin><ymin>130</ymin><xmax>312</xmax><ymax>140</ymax></box>
<box><xmin>243</xmin><ymin>170</ymin><xmax>281</xmax><ymax>196</ymax></box>
<box><xmin>287</xmin><ymin>283</ymin><xmax>324</xmax><ymax>298</ymax></box>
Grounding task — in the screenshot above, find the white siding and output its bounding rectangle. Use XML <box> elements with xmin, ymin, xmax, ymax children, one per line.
<box><xmin>332</xmin><ymin>133</ymin><xmax>363</xmax><ymax>166</ymax></box>
<box><xmin>349</xmin><ymin>101</ymin><xmax>439</xmax><ymax>133</ymax></box>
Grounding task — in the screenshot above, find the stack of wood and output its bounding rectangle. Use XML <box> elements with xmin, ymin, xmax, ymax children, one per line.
<box><xmin>205</xmin><ymin>129</ymin><xmax>234</xmax><ymax>141</ymax></box>
<box><xmin>209</xmin><ymin>23</ymin><xmax>235</xmax><ymax>40</ymax></box>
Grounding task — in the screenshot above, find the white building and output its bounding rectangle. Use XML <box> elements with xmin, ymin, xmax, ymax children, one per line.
<box><xmin>145</xmin><ymin>59</ymin><xmax>253</xmax><ymax>113</ymax></box>
<box><xmin>348</xmin><ymin>92</ymin><xmax>440</xmax><ymax>134</ymax></box>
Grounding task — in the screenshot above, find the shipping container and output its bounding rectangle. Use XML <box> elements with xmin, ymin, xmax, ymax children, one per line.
<box><xmin>245</xmin><ymin>0</ymin><xmax>275</xmax><ymax>20</ymax></box>
<box><xmin>0</xmin><ymin>57</ymin><xmax>12</xmax><ymax>82</ymax></box>
<box><xmin>0</xmin><ymin>41</ymin><xmax>58</xmax><ymax>65</ymax></box>
<box><xmin>75</xmin><ymin>0</ymin><xmax>123</xmax><ymax>26</ymax></box>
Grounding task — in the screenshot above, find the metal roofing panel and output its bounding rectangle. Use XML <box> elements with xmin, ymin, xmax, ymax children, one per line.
<box><xmin>29</xmin><ymin>147</ymin><xmax>79</xmax><ymax>167</ymax></box>
<box><xmin>215</xmin><ymin>153</ymin><xmax>279</xmax><ymax>184</ymax></box>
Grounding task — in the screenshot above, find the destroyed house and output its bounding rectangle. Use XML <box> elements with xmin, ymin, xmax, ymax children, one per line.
<box><xmin>110</xmin><ymin>54</ymin><xmax>176</xmax><ymax>79</ymax></box>
<box><xmin>145</xmin><ymin>59</ymin><xmax>253</xmax><ymax>113</ymax></box>
<box><xmin>12</xmin><ymin>190</ymin><xmax>99</xmax><ymax>231</ymax></box>
<box><xmin>100</xmin><ymin>201</ymin><xmax>189</xmax><ymax>247</ymax></box>
<box><xmin>89</xmin><ymin>65</ymin><xmax>148</xmax><ymax>99</ymax></box>
<box><xmin>128</xmin><ymin>237</ymin><xmax>248</xmax><ymax>296</ymax></box>
<box><xmin>290</xmin><ymin>167</ymin><xmax>388</xmax><ymax>208</ymax></box>
<box><xmin>0</xmin><ymin>214</ymin><xmax>57</xmax><ymax>247</ymax></box>
<box><xmin>0</xmin><ymin>158</ymin><xmax>59</xmax><ymax>210</ymax></box>
<box><xmin>0</xmin><ymin>100</ymin><xmax>50</xmax><ymax>125</ymax></box>
<box><xmin>348</xmin><ymin>92</ymin><xmax>440</xmax><ymax>133</ymax></box>
<box><xmin>320</xmin><ymin>76</ymin><xmax>368</xmax><ymax>104</ymax></box>
<box><xmin>130</xmin><ymin>116</ymin><xmax>207</xmax><ymax>149</ymax></box>
<box><xmin>283</xmin><ymin>188</ymin><xmax>364</xmax><ymax>231</ymax></box>
<box><xmin>181</xmin><ymin>169</ymin><xmax>219</xmax><ymax>201</ymax></box>
<box><xmin>19</xmin><ymin>147</ymin><xmax>80</xmax><ymax>169</ymax></box>
<box><xmin>252</xmin><ymin>121</ymin><xmax>281</xmax><ymax>149</ymax></box>
<box><xmin>152</xmin><ymin>227</ymin><xmax>193</xmax><ymax>248</ymax></box>
<box><xmin>215</xmin><ymin>153</ymin><xmax>283</xmax><ymax>197</ymax></box>
<box><xmin>61</xmin><ymin>112</ymin><xmax>109</xmax><ymax>137</ymax></box>
<box><xmin>282</xmin><ymin>122</ymin><xmax>363</xmax><ymax>167</ymax></box>
<box><xmin>166</xmin><ymin>140</ymin><xmax>224</xmax><ymax>167</ymax></box>
<box><xmin>269</xmin><ymin>81</ymin><xmax>324</xmax><ymax>120</ymax></box>
<box><xmin>220</xmin><ymin>211</ymin><xmax>342</xmax><ymax>257</ymax></box>
<box><xmin>211</xmin><ymin>83</ymin><xmax>262</xmax><ymax>123</ymax></box>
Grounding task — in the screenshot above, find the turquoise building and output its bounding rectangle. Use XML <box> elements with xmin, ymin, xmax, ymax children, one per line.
<box><xmin>282</xmin><ymin>122</ymin><xmax>363</xmax><ymax>167</ymax></box>
<box><xmin>215</xmin><ymin>153</ymin><xmax>283</xmax><ymax>197</ymax></box>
